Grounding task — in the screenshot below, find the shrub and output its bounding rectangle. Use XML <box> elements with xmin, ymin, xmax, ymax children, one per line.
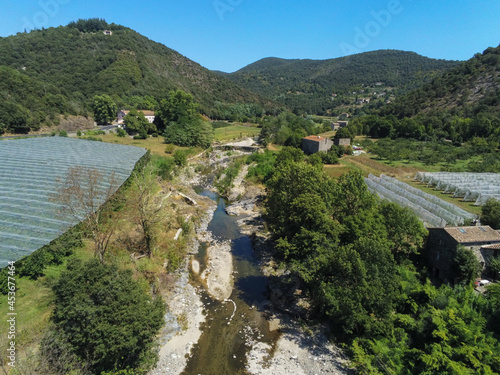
<box><xmin>42</xmin><ymin>258</ymin><xmax>165</xmax><ymax>373</ymax></box>
<box><xmin>173</xmin><ymin>150</ymin><xmax>187</xmax><ymax>166</ymax></box>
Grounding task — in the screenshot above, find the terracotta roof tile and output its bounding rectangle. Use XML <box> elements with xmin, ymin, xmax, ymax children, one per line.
<box><xmin>303</xmin><ymin>135</ymin><xmax>327</xmax><ymax>142</ymax></box>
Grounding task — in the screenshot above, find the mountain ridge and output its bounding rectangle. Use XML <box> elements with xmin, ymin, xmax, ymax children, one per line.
<box><xmin>0</xmin><ymin>19</ymin><xmax>270</xmax><ymax>133</ymax></box>
<box><xmin>221</xmin><ymin>50</ymin><xmax>461</xmax><ymax>115</ymax></box>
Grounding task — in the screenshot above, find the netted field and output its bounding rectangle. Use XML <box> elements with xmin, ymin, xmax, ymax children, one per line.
<box><xmin>365</xmin><ymin>174</ymin><xmax>477</xmax><ymax>228</ymax></box>
<box><xmin>415</xmin><ymin>172</ymin><xmax>500</xmax><ymax>206</ymax></box>
<box><xmin>0</xmin><ymin>137</ymin><xmax>146</xmax><ymax>267</ymax></box>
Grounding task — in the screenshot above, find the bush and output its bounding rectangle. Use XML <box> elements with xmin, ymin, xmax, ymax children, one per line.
<box><xmin>164</xmin><ymin>143</ymin><xmax>176</xmax><ymax>154</ymax></box>
<box><xmin>488</xmin><ymin>257</ymin><xmax>500</xmax><ymax>278</ymax></box>
<box><xmin>116</xmin><ymin>128</ymin><xmax>127</xmax><ymax>137</ymax></box>
<box><xmin>320</xmin><ymin>149</ymin><xmax>339</xmax><ymax>164</ymax></box>
<box><xmin>452</xmin><ymin>246</ymin><xmax>482</xmax><ymax>285</ymax></box>
<box><xmin>76</xmin><ymin>130</ymin><xmax>82</xmax><ymax>137</ymax></box>
<box><xmin>85</xmin><ymin>129</ymin><xmax>106</xmax><ymax>135</ymax></box>
<box><xmin>58</xmin><ymin>130</ymin><xmax>68</xmax><ymax>137</ymax></box>
<box><xmin>42</xmin><ymin>258</ymin><xmax>165</xmax><ymax>374</ymax></box>
<box><xmin>173</xmin><ymin>150</ymin><xmax>187</xmax><ymax>166</ymax></box>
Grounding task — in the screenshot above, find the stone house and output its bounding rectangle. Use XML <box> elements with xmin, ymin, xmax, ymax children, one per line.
<box><xmin>334</xmin><ymin>138</ymin><xmax>351</xmax><ymax>147</ymax></box>
<box><xmin>426</xmin><ymin>226</ymin><xmax>500</xmax><ymax>281</ymax></box>
<box><xmin>301</xmin><ymin>135</ymin><xmax>333</xmax><ymax>155</ymax></box>
<box><xmin>338</xmin><ymin>121</ymin><xmax>349</xmax><ymax>128</ymax></box>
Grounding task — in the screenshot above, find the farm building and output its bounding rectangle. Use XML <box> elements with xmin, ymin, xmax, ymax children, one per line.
<box><xmin>301</xmin><ymin>135</ymin><xmax>333</xmax><ymax>155</ymax></box>
<box><xmin>426</xmin><ymin>226</ymin><xmax>500</xmax><ymax>282</ymax></box>
<box><xmin>334</xmin><ymin>138</ymin><xmax>351</xmax><ymax>147</ymax></box>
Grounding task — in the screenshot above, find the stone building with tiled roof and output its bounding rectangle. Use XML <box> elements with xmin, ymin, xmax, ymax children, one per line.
<box><xmin>426</xmin><ymin>226</ymin><xmax>500</xmax><ymax>282</ymax></box>
<box><xmin>301</xmin><ymin>135</ymin><xmax>333</xmax><ymax>155</ymax></box>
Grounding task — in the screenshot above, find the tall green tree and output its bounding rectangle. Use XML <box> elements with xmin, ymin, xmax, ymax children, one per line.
<box><xmin>481</xmin><ymin>198</ymin><xmax>500</xmax><ymax>229</ymax></box>
<box><xmin>92</xmin><ymin>94</ymin><xmax>117</xmax><ymax>125</ymax></box>
<box><xmin>155</xmin><ymin>90</ymin><xmax>198</xmax><ymax>131</ymax></box>
<box><xmin>42</xmin><ymin>258</ymin><xmax>165</xmax><ymax>374</ymax></box>
<box><xmin>452</xmin><ymin>245</ymin><xmax>482</xmax><ymax>286</ymax></box>
<box><xmin>162</xmin><ymin>116</ymin><xmax>213</xmax><ymax>148</ymax></box>
<box><xmin>123</xmin><ymin>109</ymin><xmax>156</xmax><ymax>136</ymax></box>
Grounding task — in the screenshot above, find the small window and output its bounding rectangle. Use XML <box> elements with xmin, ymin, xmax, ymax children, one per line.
<box><xmin>479</xmin><ymin>227</ymin><xmax>486</xmax><ymax>232</ymax></box>
<box><xmin>458</xmin><ymin>228</ymin><xmax>466</xmax><ymax>234</ymax></box>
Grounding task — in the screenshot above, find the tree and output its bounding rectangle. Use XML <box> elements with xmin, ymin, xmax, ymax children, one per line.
<box><xmin>334</xmin><ymin>127</ymin><xmax>352</xmax><ymax>141</ymax></box>
<box><xmin>52</xmin><ymin>167</ymin><xmax>118</xmax><ymax>263</ymax></box>
<box><xmin>380</xmin><ymin>201</ymin><xmax>428</xmax><ymax>263</ymax></box>
<box><xmin>123</xmin><ymin>109</ymin><xmax>156</xmax><ymax>136</ymax></box>
<box><xmin>155</xmin><ymin>90</ymin><xmax>198</xmax><ymax>131</ymax></box>
<box><xmin>163</xmin><ymin>116</ymin><xmax>213</xmax><ymax>148</ymax></box>
<box><xmin>0</xmin><ymin>101</ymin><xmax>32</xmax><ymax>133</ymax></box>
<box><xmin>92</xmin><ymin>94</ymin><xmax>117</xmax><ymax>125</ymax></box>
<box><xmin>128</xmin><ymin>166</ymin><xmax>166</xmax><ymax>257</ymax></box>
<box><xmin>481</xmin><ymin>198</ymin><xmax>500</xmax><ymax>229</ymax></box>
<box><xmin>452</xmin><ymin>245</ymin><xmax>482</xmax><ymax>286</ymax></box>
<box><xmin>42</xmin><ymin>258</ymin><xmax>165</xmax><ymax>374</ymax></box>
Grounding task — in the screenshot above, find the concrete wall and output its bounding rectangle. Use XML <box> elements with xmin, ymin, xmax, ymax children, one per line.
<box><xmin>301</xmin><ymin>137</ymin><xmax>333</xmax><ymax>155</ymax></box>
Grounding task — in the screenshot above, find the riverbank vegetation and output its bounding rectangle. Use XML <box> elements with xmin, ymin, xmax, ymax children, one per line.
<box><xmin>0</xmin><ymin>149</ymin><xmax>214</xmax><ymax>374</ymax></box>
<box><xmin>257</xmin><ymin>147</ymin><xmax>500</xmax><ymax>374</ymax></box>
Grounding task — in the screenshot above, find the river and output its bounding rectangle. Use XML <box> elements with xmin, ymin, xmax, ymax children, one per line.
<box><xmin>181</xmin><ymin>188</ymin><xmax>279</xmax><ymax>375</ymax></box>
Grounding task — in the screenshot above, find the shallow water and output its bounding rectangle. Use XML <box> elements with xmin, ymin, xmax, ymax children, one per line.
<box><xmin>182</xmin><ymin>189</ymin><xmax>279</xmax><ymax>375</ymax></box>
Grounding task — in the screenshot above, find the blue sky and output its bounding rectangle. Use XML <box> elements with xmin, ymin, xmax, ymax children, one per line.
<box><xmin>1</xmin><ymin>0</ymin><xmax>499</xmax><ymax>72</ymax></box>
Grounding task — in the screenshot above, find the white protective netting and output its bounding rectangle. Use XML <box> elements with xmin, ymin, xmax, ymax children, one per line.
<box><xmin>365</xmin><ymin>174</ymin><xmax>477</xmax><ymax>227</ymax></box>
<box><xmin>0</xmin><ymin>137</ymin><xmax>146</xmax><ymax>267</ymax></box>
<box><xmin>414</xmin><ymin>172</ymin><xmax>500</xmax><ymax>206</ymax></box>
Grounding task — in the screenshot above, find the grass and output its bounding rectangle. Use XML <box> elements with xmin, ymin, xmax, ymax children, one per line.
<box><xmin>339</xmin><ymin>154</ymin><xmax>422</xmax><ymax>178</ymax></box>
<box><xmin>405</xmin><ymin>180</ymin><xmax>482</xmax><ymax>217</ymax></box>
<box><xmin>323</xmin><ymin>163</ymin><xmax>355</xmax><ymax>178</ymax></box>
<box><xmin>94</xmin><ymin>133</ymin><xmax>170</xmax><ymax>156</ymax></box>
<box><xmin>0</xmin><ymin>244</ymin><xmax>94</xmax><ymax>355</ymax></box>
<box><xmin>213</xmin><ymin>124</ymin><xmax>260</xmax><ymax>142</ymax></box>
<box><xmin>92</xmin><ymin>133</ymin><xmax>204</xmax><ymax>158</ymax></box>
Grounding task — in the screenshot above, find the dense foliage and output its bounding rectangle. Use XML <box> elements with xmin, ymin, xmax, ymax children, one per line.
<box><xmin>225</xmin><ymin>50</ymin><xmax>459</xmax><ymax>115</ymax></box>
<box><xmin>261</xmin><ymin>148</ymin><xmax>500</xmax><ymax>373</ymax></box>
<box><xmin>42</xmin><ymin>258</ymin><xmax>165</xmax><ymax>374</ymax></box>
<box><xmin>123</xmin><ymin>109</ymin><xmax>157</xmax><ymax>137</ymax></box>
<box><xmin>352</xmin><ymin>271</ymin><xmax>500</xmax><ymax>374</ymax></box>
<box><xmin>338</xmin><ymin>46</ymin><xmax>500</xmax><ymax>151</ymax></box>
<box><xmin>258</xmin><ymin>111</ymin><xmax>327</xmax><ymax>146</ymax></box>
<box><xmin>264</xmin><ymin>148</ymin><xmax>427</xmax><ymax>339</ymax></box>
<box><xmin>159</xmin><ymin>90</ymin><xmax>214</xmax><ymax>148</ymax></box>
<box><xmin>0</xmin><ymin>18</ymin><xmax>267</xmax><ymax>132</ymax></box>
<box><xmin>93</xmin><ymin>94</ymin><xmax>118</xmax><ymax>125</ymax></box>
<box><xmin>481</xmin><ymin>198</ymin><xmax>500</xmax><ymax>229</ymax></box>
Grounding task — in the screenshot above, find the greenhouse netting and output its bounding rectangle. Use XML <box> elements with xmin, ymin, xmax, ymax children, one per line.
<box><xmin>0</xmin><ymin>137</ymin><xmax>146</xmax><ymax>267</ymax></box>
<box><xmin>365</xmin><ymin>173</ymin><xmax>477</xmax><ymax>227</ymax></box>
<box><xmin>414</xmin><ymin>172</ymin><xmax>500</xmax><ymax>206</ymax></box>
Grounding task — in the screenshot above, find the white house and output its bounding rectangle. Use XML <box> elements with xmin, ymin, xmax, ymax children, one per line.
<box><xmin>117</xmin><ymin>110</ymin><xmax>155</xmax><ymax>124</ymax></box>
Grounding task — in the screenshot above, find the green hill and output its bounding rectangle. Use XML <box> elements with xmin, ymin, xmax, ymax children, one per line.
<box><xmin>380</xmin><ymin>45</ymin><xmax>500</xmax><ymax>121</ymax></box>
<box><xmin>223</xmin><ymin>50</ymin><xmax>460</xmax><ymax>115</ymax></box>
<box><xmin>0</xmin><ymin>19</ymin><xmax>268</xmax><ymax>133</ymax></box>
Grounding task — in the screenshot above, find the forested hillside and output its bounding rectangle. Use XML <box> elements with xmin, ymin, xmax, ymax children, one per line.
<box><xmin>224</xmin><ymin>50</ymin><xmax>460</xmax><ymax>115</ymax></box>
<box><xmin>333</xmin><ymin>45</ymin><xmax>500</xmax><ymax>172</ymax></box>
<box><xmin>380</xmin><ymin>45</ymin><xmax>500</xmax><ymax>123</ymax></box>
<box><xmin>0</xmin><ymin>19</ymin><xmax>268</xmax><ymax>133</ymax></box>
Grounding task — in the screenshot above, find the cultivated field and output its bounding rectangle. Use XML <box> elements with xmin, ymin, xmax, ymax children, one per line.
<box><xmin>0</xmin><ymin>137</ymin><xmax>146</xmax><ymax>266</ymax></box>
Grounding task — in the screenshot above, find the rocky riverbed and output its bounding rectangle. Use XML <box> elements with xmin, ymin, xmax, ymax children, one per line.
<box><xmin>150</xmin><ymin>148</ymin><xmax>351</xmax><ymax>375</ymax></box>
